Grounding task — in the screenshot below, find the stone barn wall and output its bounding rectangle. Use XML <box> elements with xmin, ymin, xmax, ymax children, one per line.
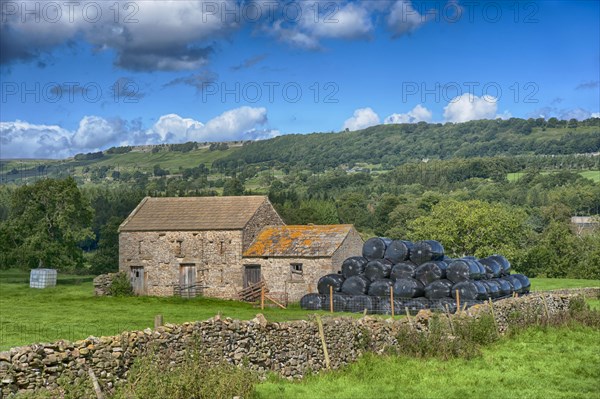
<box><xmin>331</xmin><ymin>228</ymin><xmax>364</xmax><ymax>271</ymax></box>
<box><xmin>242</xmin><ymin>201</ymin><xmax>285</xmax><ymax>251</ymax></box>
<box><xmin>248</xmin><ymin>257</ymin><xmax>335</xmax><ymax>302</ymax></box>
<box><xmin>119</xmin><ymin>230</ymin><xmax>243</xmax><ymax>298</ymax></box>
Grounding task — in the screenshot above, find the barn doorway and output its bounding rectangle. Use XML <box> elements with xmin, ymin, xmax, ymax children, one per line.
<box><xmin>243</xmin><ymin>265</ymin><xmax>261</xmax><ymax>288</ymax></box>
<box><xmin>130</xmin><ymin>266</ymin><xmax>145</xmax><ymax>295</ymax></box>
<box><xmin>179</xmin><ymin>264</ymin><xmax>197</xmax><ymax>299</ymax></box>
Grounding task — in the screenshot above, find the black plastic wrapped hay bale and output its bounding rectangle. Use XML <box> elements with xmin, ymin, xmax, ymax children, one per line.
<box><xmin>415</xmin><ymin>261</ymin><xmax>445</xmax><ymax>285</ymax></box>
<box><xmin>345</xmin><ymin>295</ymin><xmax>374</xmax><ymax>313</ymax></box>
<box><xmin>424</xmin><ymin>279</ymin><xmax>453</xmax><ymax>299</ymax></box>
<box><xmin>502</xmin><ymin>275</ymin><xmax>523</xmax><ymax>294</ymax></box>
<box><xmin>390</xmin><ymin>262</ymin><xmax>417</xmax><ymax>281</ymax></box>
<box><xmin>446</xmin><ymin>259</ymin><xmax>482</xmax><ymax>283</ymax></box>
<box><xmin>490</xmin><ymin>255</ymin><xmax>511</xmax><ymax>276</ymax></box>
<box><xmin>479</xmin><ymin>257</ymin><xmax>502</xmax><ymax>279</ymax></box>
<box><xmin>368</xmin><ymin>278</ymin><xmax>394</xmax><ymax>296</ymax></box>
<box><xmin>410</xmin><ymin>240</ymin><xmax>445</xmax><ymax>265</ymax></box>
<box><xmin>362</xmin><ymin>237</ymin><xmax>392</xmax><ymax>260</ymax></box>
<box><xmin>384</xmin><ymin>240</ymin><xmax>413</xmax><ymax>263</ymax></box>
<box><xmin>404</xmin><ymin>297</ymin><xmax>429</xmax><ymax>314</ymax></box>
<box><xmin>370</xmin><ymin>296</ymin><xmax>393</xmax><ymax>315</ymax></box>
<box><xmin>321</xmin><ymin>294</ymin><xmax>348</xmax><ymax>312</ymax></box>
<box><xmin>495</xmin><ymin>278</ymin><xmax>513</xmax><ymax>297</ymax></box>
<box><xmin>451</xmin><ymin>281</ymin><xmax>479</xmax><ymax>301</ymax></box>
<box><xmin>512</xmin><ymin>274</ymin><xmax>531</xmax><ymax>294</ymax></box>
<box><xmin>475</xmin><ymin>261</ymin><xmax>487</xmax><ymax>280</ymax></box>
<box><xmin>482</xmin><ymin>280</ymin><xmax>501</xmax><ymax>299</ymax></box>
<box><xmin>341</xmin><ymin>256</ymin><xmax>368</xmax><ymax>278</ymax></box>
<box><xmin>317</xmin><ymin>274</ymin><xmax>345</xmax><ymax>295</ymax></box>
<box><xmin>472</xmin><ymin>281</ymin><xmax>489</xmax><ymax>300</ymax></box>
<box><xmin>300</xmin><ymin>293</ymin><xmax>322</xmax><ymax>310</ymax></box>
<box><xmin>341</xmin><ymin>275</ymin><xmax>370</xmax><ymax>295</ymax></box>
<box><xmin>393</xmin><ymin>278</ymin><xmax>425</xmax><ymax>298</ymax></box>
<box><xmin>435</xmin><ymin>297</ymin><xmax>458</xmax><ymax>313</ymax></box>
<box><xmin>364</xmin><ymin>259</ymin><xmax>393</xmax><ymax>281</ymax></box>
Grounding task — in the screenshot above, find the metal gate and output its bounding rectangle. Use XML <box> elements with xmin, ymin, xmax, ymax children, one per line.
<box><xmin>179</xmin><ymin>264</ymin><xmax>197</xmax><ymax>299</ymax></box>
<box><xmin>243</xmin><ymin>265</ymin><xmax>261</xmax><ymax>289</ymax></box>
<box><xmin>130</xmin><ymin>266</ymin><xmax>145</xmax><ymax>295</ymax></box>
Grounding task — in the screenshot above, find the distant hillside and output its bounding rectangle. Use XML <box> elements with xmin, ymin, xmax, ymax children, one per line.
<box><xmin>214</xmin><ymin>118</ymin><xmax>600</xmax><ymax>171</ymax></box>
<box><xmin>1</xmin><ymin>118</ymin><xmax>598</xmax><ymax>184</ymax></box>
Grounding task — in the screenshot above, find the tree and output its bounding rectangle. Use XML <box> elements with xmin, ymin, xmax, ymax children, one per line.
<box><xmin>222</xmin><ymin>178</ymin><xmax>245</xmax><ymax>196</ymax></box>
<box><xmin>407</xmin><ymin>199</ymin><xmax>530</xmax><ymax>260</ymax></box>
<box><xmin>3</xmin><ymin>177</ymin><xmax>94</xmax><ymax>271</ymax></box>
<box><xmin>90</xmin><ymin>216</ymin><xmax>122</xmax><ymax>274</ymax></box>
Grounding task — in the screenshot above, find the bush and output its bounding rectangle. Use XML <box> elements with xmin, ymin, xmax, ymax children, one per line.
<box><xmin>108</xmin><ymin>272</ymin><xmax>133</xmax><ymax>296</ymax></box>
<box><xmin>112</xmin><ymin>346</ymin><xmax>258</xmax><ymax>399</ymax></box>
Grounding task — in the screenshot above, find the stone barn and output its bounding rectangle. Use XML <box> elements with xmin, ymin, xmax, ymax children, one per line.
<box><xmin>118</xmin><ymin>196</ymin><xmax>284</xmax><ymax>298</ymax></box>
<box><xmin>242</xmin><ymin>225</ymin><xmax>363</xmax><ymax>302</ymax></box>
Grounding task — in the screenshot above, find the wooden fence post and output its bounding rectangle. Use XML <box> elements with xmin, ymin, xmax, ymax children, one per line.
<box><xmin>390</xmin><ymin>286</ymin><xmax>395</xmax><ymax>319</ymax></box>
<box><xmin>154</xmin><ymin>315</ymin><xmax>163</xmax><ymax>329</ymax></box>
<box><xmin>315</xmin><ymin>315</ymin><xmax>331</xmax><ymax>370</ymax></box>
<box><xmin>329</xmin><ymin>285</ymin><xmax>334</xmax><ymax>313</ymax></box>
<box><xmin>261</xmin><ymin>285</ymin><xmax>265</xmax><ymax>310</ymax></box>
<box><xmin>455</xmin><ymin>290</ymin><xmax>460</xmax><ymax>313</ymax></box>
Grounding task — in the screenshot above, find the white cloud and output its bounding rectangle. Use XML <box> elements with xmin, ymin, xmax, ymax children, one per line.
<box><xmin>305</xmin><ymin>2</ymin><xmax>373</xmax><ymax>39</ymax></box>
<box><xmin>0</xmin><ymin>120</ymin><xmax>72</xmax><ymax>159</ymax></box>
<box><xmin>264</xmin><ymin>1</ymin><xmax>373</xmax><ymax>49</ymax></box>
<box><xmin>529</xmin><ymin>107</ymin><xmax>599</xmax><ymax>121</ymax></box>
<box><xmin>387</xmin><ymin>0</ymin><xmax>427</xmax><ymax>37</ymax></box>
<box><xmin>384</xmin><ymin>104</ymin><xmax>432</xmax><ymax>124</ymax></box>
<box><xmin>443</xmin><ymin>94</ymin><xmax>498</xmax><ymax>123</ymax></box>
<box><xmin>343</xmin><ymin>107</ymin><xmax>380</xmax><ymax>131</ymax></box>
<box><xmin>1</xmin><ymin>107</ymin><xmax>272</xmax><ymax>158</ymax></box>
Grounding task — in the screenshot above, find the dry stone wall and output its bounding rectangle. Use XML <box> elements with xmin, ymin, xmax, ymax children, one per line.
<box><xmin>0</xmin><ymin>291</ymin><xmax>588</xmax><ymax>397</ymax></box>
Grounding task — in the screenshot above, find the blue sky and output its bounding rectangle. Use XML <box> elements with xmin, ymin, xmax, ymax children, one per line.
<box><xmin>1</xmin><ymin>0</ymin><xmax>599</xmax><ymax>158</ymax></box>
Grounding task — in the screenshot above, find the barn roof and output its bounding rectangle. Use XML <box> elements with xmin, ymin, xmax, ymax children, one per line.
<box><xmin>119</xmin><ymin>196</ymin><xmax>270</xmax><ymax>232</ymax></box>
<box><xmin>243</xmin><ymin>225</ymin><xmax>355</xmax><ymax>258</ymax></box>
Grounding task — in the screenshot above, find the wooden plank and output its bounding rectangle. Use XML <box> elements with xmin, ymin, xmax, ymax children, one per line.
<box><xmin>315</xmin><ymin>315</ymin><xmax>331</xmax><ymax>370</ymax></box>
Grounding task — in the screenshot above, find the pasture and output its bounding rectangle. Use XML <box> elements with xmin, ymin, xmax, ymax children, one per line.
<box><xmin>0</xmin><ymin>270</ymin><xmax>598</xmax><ymax>350</ymax></box>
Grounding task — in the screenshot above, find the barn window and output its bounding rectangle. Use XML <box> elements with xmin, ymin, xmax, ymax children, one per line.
<box><xmin>175</xmin><ymin>240</ymin><xmax>184</xmax><ymax>257</ymax></box>
<box><xmin>290</xmin><ymin>263</ymin><xmax>303</xmax><ymax>275</ymax></box>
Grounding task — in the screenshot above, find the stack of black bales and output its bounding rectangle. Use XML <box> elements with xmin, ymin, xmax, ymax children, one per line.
<box><xmin>300</xmin><ymin>237</ymin><xmax>531</xmax><ymax>314</ymax></box>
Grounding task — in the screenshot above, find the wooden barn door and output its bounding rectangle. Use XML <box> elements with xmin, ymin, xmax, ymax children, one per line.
<box><xmin>179</xmin><ymin>264</ymin><xmax>196</xmax><ymax>298</ymax></box>
<box><xmin>130</xmin><ymin>266</ymin><xmax>145</xmax><ymax>295</ymax></box>
<box><xmin>243</xmin><ymin>265</ymin><xmax>261</xmax><ymax>288</ymax></box>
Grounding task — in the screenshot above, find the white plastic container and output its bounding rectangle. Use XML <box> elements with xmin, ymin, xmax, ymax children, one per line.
<box><xmin>29</xmin><ymin>269</ymin><xmax>57</xmax><ymax>289</ymax></box>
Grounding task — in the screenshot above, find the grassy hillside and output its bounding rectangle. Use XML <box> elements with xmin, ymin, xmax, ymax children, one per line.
<box><xmin>1</xmin><ymin>118</ymin><xmax>598</xmax><ymax>185</ymax></box>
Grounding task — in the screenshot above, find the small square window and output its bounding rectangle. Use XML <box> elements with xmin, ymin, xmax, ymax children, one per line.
<box><xmin>291</xmin><ymin>263</ymin><xmax>303</xmax><ymax>275</ymax></box>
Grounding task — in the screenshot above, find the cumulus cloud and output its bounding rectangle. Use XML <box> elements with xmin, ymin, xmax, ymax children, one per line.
<box><xmin>443</xmin><ymin>94</ymin><xmax>498</xmax><ymax>123</ymax></box>
<box><xmin>0</xmin><ymin>106</ymin><xmax>273</xmax><ymax>158</ymax></box>
<box><xmin>387</xmin><ymin>0</ymin><xmax>431</xmax><ymax>37</ymax></box>
<box><xmin>384</xmin><ymin>104</ymin><xmax>432</xmax><ymax>124</ymax></box>
<box><xmin>529</xmin><ymin>107</ymin><xmax>600</xmax><ymax>121</ymax></box>
<box><xmin>2</xmin><ymin>1</ymin><xmax>437</xmax><ymax>68</ymax></box>
<box><xmin>1</xmin><ymin>0</ymin><xmax>238</xmax><ymax>70</ymax></box>
<box><xmin>343</xmin><ymin>107</ymin><xmax>380</xmax><ymax>131</ymax></box>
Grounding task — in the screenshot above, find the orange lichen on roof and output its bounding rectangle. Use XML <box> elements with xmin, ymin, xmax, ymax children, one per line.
<box><xmin>244</xmin><ymin>225</ymin><xmax>354</xmax><ymax>258</ymax></box>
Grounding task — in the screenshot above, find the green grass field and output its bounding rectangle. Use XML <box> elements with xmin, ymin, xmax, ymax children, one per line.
<box><xmin>0</xmin><ymin>271</ymin><xmax>598</xmax><ymax>350</ymax></box>
<box><xmin>0</xmin><ymin>270</ymin><xmax>354</xmax><ymax>350</ymax></box>
<box><xmin>507</xmin><ymin>170</ymin><xmax>600</xmax><ymax>182</ymax></box>
<box><xmin>255</xmin><ymin>325</ymin><xmax>600</xmax><ymax>399</ymax></box>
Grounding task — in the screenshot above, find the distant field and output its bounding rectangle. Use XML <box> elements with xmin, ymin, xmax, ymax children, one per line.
<box><xmin>530</xmin><ymin>278</ymin><xmax>600</xmax><ymax>291</ymax></box>
<box><xmin>507</xmin><ymin>170</ymin><xmax>600</xmax><ymax>182</ymax></box>
<box><xmin>256</xmin><ymin>326</ymin><xmax>600</xmax><ymax>399</ymax></box>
